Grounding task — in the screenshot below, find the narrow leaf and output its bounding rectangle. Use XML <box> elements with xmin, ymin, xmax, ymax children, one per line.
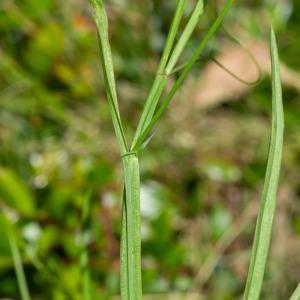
<box><xmin>243</xmin><ymin>28</ymin><xmax>284</xmax><ymax>300</ymax></box>
<box><xmin>132</xmin><ymin>0</ymin><xmax>234</xmax><ymax>151</ymax></box>
<box><xmin>90</xmin><ymin>0</ymin><xmax>128</xmax><ymax>154</ymax></box>
<box><xmin>290</xmin><ymin>284</ymin><xmax>300</xmax><ymax>300</ymax></box>
<box><xmin>0</xmin><ymin>168</ymin><xmax>35</xmax><ymax>217</ymax></box>
<box><xmin>132</xmin><ymin>0</ymin><xmax>186</xmax><ymax>147</ymax></box>
<box><xmin>6</xmin><ymin>225</ymin><xmax>31</xmax><ymax>300</ymax></box>
<box><xmin>165</xmin><ymin>0</ymin><xmax>204</xmax><ymax>74</ymax></box>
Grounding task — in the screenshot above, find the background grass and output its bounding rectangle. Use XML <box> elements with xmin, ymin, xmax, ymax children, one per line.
<box><xmin>0</xmin><ymin>0</ymin><xmax>300</xmax><ymax>299</ymax></box>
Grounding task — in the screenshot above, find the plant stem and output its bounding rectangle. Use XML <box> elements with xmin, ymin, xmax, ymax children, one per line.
<box><xmin>132</xmin><ymin>0</ymin><xmax>235</xmax><ymax>151</ymax></box>
<box><xmin>132</xmin><ymin>0</ymin><xmax>186</xmax><ymax>147</ymax></box>
<box><xmin>8</xmin><ymin>231</ymin><xmax>31</xmax><ymax>300</ymax></box>
<box><xmin>121</xmin><ymin>154</ymin><xmax>142</xmax><ymax>300</ymax></box>
<box><xmin>165</xmin><ymin>0</ymin><xmax>204</xmax><ymax>74</ymax></box>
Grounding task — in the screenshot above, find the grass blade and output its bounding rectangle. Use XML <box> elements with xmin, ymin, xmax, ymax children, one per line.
<box><xmin>290</xmin><ymin>284</ymin><xmax>300</xmax><ymax>300</ymax></box>
<box><xmin>165</xmin><ymin>0</ymin><xmax>204</xmax><ymax>74</ymax></box>
<box><xmin>7</xmin><ymin>227</ymin><xmax>31</xmax><ymax>300</ymax></box>
<box><xmin>90</xmin><ymin>0</ymin><xmax>128</xmax><ymax>155</ymax></box>
<box><xmin>132</xmin><ymin>0</ymin><xmax>234</xmax><ymax>151</ymax></box>
<box><xmin>243</xmin><ymin>28</ymin><xmax>284</xmax><ymax>300</ymax></box>
<box><xmin>121</xmin><ymin>155</ymin><xmax>142</xmax><ymax>300</ymax></box>
<box><xmin>132</xmin><ymin>0</ymin><xmax>186</xmax><ymax>147</ymax></box>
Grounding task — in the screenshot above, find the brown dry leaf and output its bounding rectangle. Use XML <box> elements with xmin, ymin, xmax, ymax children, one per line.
<box><xmin>193</xmin><ymin>41</ymin><xmax>300</xmax><ymax>108</ymax></box>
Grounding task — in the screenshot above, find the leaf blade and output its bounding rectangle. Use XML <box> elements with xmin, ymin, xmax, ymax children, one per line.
<box><xmin>243</xmin><ymin>27</ymin><xmax>284</xmax><ymax>300</ymax></box>
<box><xmin>290</xmin><ymin>284</ymin><xmax>300</xmax><ymax>300</ymax></box>
<box><xmin>132</xmin><ymin>0</ymin><xmax>235</xmax><ymax>151</ymax></box>
<box><xmin>132</xmin><ymin>0</ymin><xmax>187</xmax><ymax>147</ymax></box>
<box><xmin>90</xmin><ymin>0</ymin><xmax>128</xmax><ymax>154</ymax></box>
<box><xmin>5</xmin><ymin>224</ymin><xmax>31</xmax><ymax>300</ymax></box>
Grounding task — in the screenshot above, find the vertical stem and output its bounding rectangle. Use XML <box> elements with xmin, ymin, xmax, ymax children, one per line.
<box><xmin>121</xmin><ymin>154</ymin><xmax>142</xmax><ymax>300</ymax></box>
<box><xmin>8</xmin><ymin>232</ymin><xmax>31</xmax><ymax>300</ymax></box>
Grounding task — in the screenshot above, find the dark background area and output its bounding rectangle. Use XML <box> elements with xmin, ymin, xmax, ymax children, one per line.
<box><xmin>0</xmin><ymin>0</ymin><xmax>300</xmax><ymax>299</ymax></box>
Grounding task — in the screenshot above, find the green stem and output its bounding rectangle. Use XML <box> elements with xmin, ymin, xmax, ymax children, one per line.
<box><xmin>132</xmin><ymin>0</ymin><xmax>234</xmax><ymax>151</ymax></box>
<box><xmin>131</xmin><ymin>0</ymin><xmax>186</xmax><ymax>147</ymax></box>
<box><xmin>121</xmin><ymin>154</ymin><xmax>142</xmax><ymax>300</ymax></box>
<box><xmin>165</xmin><ymin>0</ymin><xmax>204</xmax><ymax>74</ymax></box>
<box><xmin>8</xmin><ymin>231</ymin><xmax>31</xmax><ymax>300</ymax></box>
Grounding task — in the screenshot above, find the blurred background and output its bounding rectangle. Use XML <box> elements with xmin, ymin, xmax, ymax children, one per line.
<box><xmin>0</xmin><ymin>0</ymin><xmax>300</xmax><ymax>299</ymax></box>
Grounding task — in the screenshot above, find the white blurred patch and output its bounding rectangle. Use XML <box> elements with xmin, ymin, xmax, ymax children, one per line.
<box><xmin>102</xmin><ymin>192</ymin><xmax>117</xmax><ymax>208</ymax></box>
<box><xmin>33</xmin><ymin>174</ymin><xmax>48</xmax><ymax>188</ymax></box>
<box><xmin>140</xmin><ymin>182</ymin><xmax>162</xmax><ymax>220</ymax></box>
<box><xmin>22</xmin><ymin>222</ymin><xmax>41</xmax><ymax>243</ymax></box>
<box><xmin>29</xmin><ymin>153</ymin><xmax>43</xmax><ymax>168</ymax></box>
<box><xmin>141</xmin><ymin>222</ymin><xmax>152</xmax><ymax>241</ymax></box>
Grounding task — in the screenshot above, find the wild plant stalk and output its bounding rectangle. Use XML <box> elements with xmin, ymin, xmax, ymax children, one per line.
<box><xmin>90</xmin><ymin>0</ymin><xmax>234</xmax><ymax>298</ymax></box>
<box><xmin>2</xmin><ymin>3</ymin><xmax>286</xmax><ymax>300</ymax></box>
<box><xmin>243</xmin><ymin>28</ymin><xmax>284</xmax><ymax>300</ymax></box>
<box><xmin>6</xmin><ymin>226</ymin><xmax>31</xmax><ymax>300</ymax></box>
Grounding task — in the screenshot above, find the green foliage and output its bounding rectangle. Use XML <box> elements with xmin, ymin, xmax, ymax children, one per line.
<box><xmin>243</xmin><ymin>28</ymin><xmax>284</xmax><ymax>300</ymax></box>
<box><xmin>91</xmin><ymin>0</ymin><xmax>234</xmax><ymax>298</ymax></box>
<box><xmin>0</xmin><ymin>168</ymin><xmax>35</xmax><ymax>216</ymax></box>
<box><xmin>0</xmin><ymin>0</ymin><xmax>299</xmax><ymax>299</ymax></box>
<box><xmin>6</xmin><ymin>226</ymin><xmax>31</xmax><ymax>300</ymax></box>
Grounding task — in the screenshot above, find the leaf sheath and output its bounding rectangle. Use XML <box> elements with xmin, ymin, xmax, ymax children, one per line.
<box><xmin>121</xmin><ymin>155</ymin><xmax>142</xmax><ymax>300</ymax></box>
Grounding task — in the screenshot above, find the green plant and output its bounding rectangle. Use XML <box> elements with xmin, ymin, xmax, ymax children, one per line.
<box><xmin>243</xmin><ymin>28</ymin><xmax>284</xmax><ymax>300</ymax></box>
<box><xmin>90</xmin><ymin>0</ymin><xmax>234</xmax><ymax>298</ymax></box>
<box><xmin>6</xmin><ymin>224</ymin><xmax>31</xmax><ymax>300</ymax></box>
<box><xmin>1</xmin><ymin>0</ymin><xmax>300</xmax><ymax>299</ymax></box>
<box><xmin>88</xmin><ymin>0</ymin><xmax>293</xmax><ymax>299</ymax></box>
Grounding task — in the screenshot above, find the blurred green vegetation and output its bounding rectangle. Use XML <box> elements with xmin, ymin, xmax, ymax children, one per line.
<box><xmin>0</xmin><ymin>0</ymin><xmax>300</xmax><ymax>299</ymax></box>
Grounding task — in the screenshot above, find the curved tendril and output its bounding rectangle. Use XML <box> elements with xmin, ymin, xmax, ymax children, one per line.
<box><xmin>171</xmin><ymin>0</ymin><xmax>262</xmax><ymax>86</ymax></box>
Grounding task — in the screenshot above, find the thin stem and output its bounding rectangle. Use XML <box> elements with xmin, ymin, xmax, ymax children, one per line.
<box><xmin>132</xmin><ymin>0</ymin><xmax>235</xmax><ymax>151</ymax></box>
<box><xmin>132</xmin><ymin>0</ymin><xmax>186</xmax><ymax>147</ymax></box>
<box><xmin>165</xmin><ymin>0</ymin><xmax>204</xmax><ymax>74</ymax></box>
<box><xmin>121</xmin><ymin>154</ymin><xmax>141</xmax><ymax>300</ymax></box>
<box><xmin>8</xmin><ymin>231</ymin><xmax>31</xmax><ymax>300</ymax></box>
